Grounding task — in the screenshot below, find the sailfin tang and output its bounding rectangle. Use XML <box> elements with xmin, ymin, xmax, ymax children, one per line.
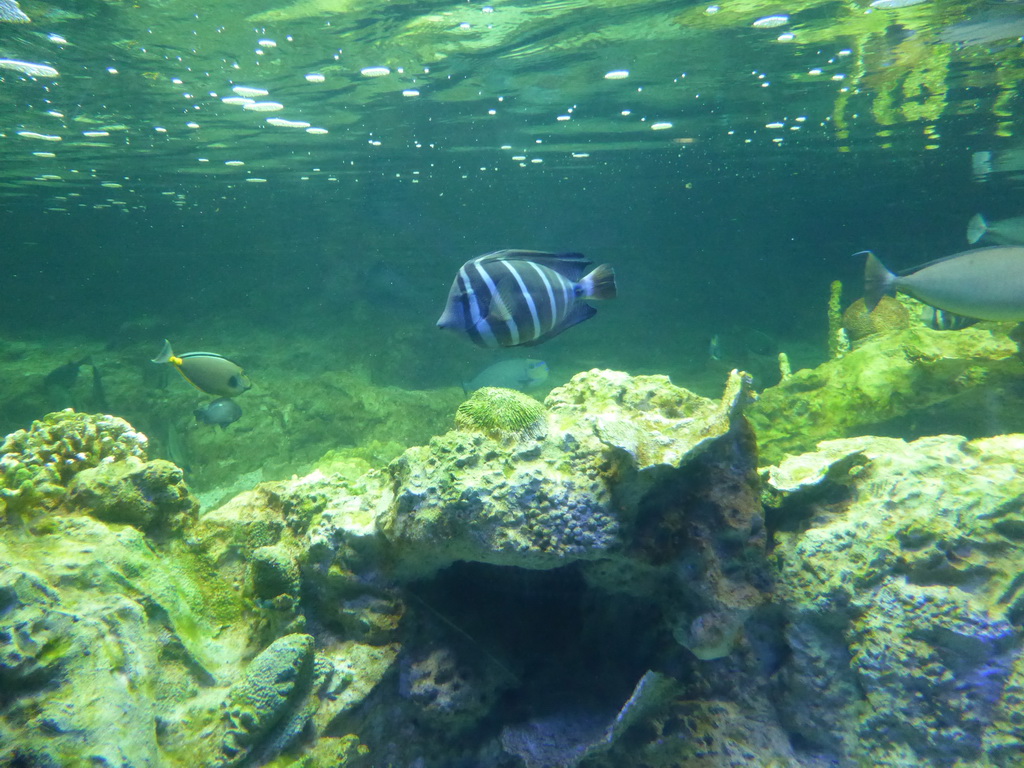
<box><xmin>579</xmin><ymin>264</ymin><xmax>616</xmax><ymax>300</ymax></box>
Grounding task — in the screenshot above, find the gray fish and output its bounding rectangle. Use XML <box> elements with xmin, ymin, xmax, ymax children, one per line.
<box><xmin>939</xmin><ymin>14</ymin><xmax>1024</xmax><ymax>47</ymax></box>
<box><xmin>462</xmin><ymin>358</ymin><xmax>549</xmax><ymax>393</ymax></box>
<box><xmin>195</xmin><ymin>397</ymin><xmax>242</xmax><ymax>429</ymax></box>
<box><xmin>863</xmin><ymin>246</ymin><xmax>1024</xmax><ymax>321</ymax></box>
<box><xmin>437</xmin><ymin>250</ymin><xmax>616</xmax><ymax>348</ymax></box>
<box><xmin>967</xmin><ymin>213</ymin><xmax>1024</xmax><ymax>245</ymax></box>
<box><xmin>151</xmin><ymin>339</ymin><xmax>252</xmax><ymax>397</ymax></box>
<box><xmin>0</xmin><ymin>0</ymin><xmax>29</xmax><ymax>23</ymax></box>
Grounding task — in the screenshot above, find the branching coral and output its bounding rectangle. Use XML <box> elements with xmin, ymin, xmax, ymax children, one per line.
<box><xmin>0</xmin><ymin>409</ymin><xmax>148</xmax><ymax>512</ymax></box>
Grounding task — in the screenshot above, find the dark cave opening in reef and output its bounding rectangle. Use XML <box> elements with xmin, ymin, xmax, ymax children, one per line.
<box><xmin>406</xmin><ymin>560</ymin><xmax>672</xmax><ymax>728</ymax></box>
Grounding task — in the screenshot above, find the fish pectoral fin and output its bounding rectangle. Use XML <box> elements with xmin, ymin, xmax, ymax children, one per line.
<box><xmin>486</xmin><ymin>277</ymin><xmax>523</xmax><ymax>323</ymax></box>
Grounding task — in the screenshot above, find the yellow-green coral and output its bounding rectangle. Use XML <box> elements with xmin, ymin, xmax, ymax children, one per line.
<box><xmin>454</xmin><ymin>387</ymin><xmax>547</xmax><ymax>440</ymax></box>
<box><xmin>0</xmin><ymin>409</ymin><xmax>148</xmax><ymax>512</ymax></box>
<box><xmin>827</xmin><ymin>280</ymin><xmax>850</xmax><ymax>360</ymax></box>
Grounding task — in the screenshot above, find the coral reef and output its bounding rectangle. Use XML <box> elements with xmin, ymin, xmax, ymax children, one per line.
<box><xmin>67</xmin><ymin>457</ymin><xmax>195</xmax><ymax>536</ymax></box>
<box><xmin>0</xmin><ymin>409</ymin><xmax>148</xmax><ymax>513</ymax></box>
<box><xmin>454</xmin><ymin>386</ymin><xmax>548</xmax><ymax>440</ymax></box>
<box><xmin>842</xmin><ymin>295</ymin><xmax>911</xmax><ymax>342</ymax></box>
<box><xmin>749</xmin><ymin>324</ymin><xmax>1024</xmax><ymax>465</ymax></box>
<box><xmin>765</xmin><ymin>433</ymin><xmax>1024</xmax><ymax>766</ymax></box>
<box><xmin>7</xmin><ymin>358</ymin><xmax>1024</xmax><ymax>767</ymax></box>
<box><xmin>399</xmin><ymin>646</ymin><xmax>498</xmax><ymax>731</ymax></box>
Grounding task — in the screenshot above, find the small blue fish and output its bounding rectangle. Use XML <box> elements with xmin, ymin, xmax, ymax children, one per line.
<box><xmin>437</xmin><ymin>250</ymin><xmax>616</xmax><ymax>348</ymax></box>
<box><xmin>462</xmin><ymin>359</ymin><xmax>549</xmax><ymax>393</ymax></box>
<box><xmin>194</xmin><ymin>397</ymin><xmax>242</xmax><ymax>429</ymax></box>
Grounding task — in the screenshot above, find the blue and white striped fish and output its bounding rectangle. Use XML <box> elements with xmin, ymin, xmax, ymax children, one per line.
<box><xmin>437</xmin><ymin>250</ymin><xmax>617</xmax><ymax>348</ymax></box>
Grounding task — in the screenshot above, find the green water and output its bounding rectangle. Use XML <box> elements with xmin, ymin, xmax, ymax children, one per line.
<box><xmin>0</xmin><ymin>0</ymin><xmax>1021</xmax><ymax>480</ymax></box>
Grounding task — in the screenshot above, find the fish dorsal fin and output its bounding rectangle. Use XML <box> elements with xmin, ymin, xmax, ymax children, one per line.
<box><xmin>478</xmin><ymin>250</ymin><xmax>592</xmax><ymax>282</ymax></box>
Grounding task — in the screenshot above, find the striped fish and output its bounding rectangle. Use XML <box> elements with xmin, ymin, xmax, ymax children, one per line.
<box><xmin>437</xmin><ymin>250</ymin><xmax>616</xmax><ymax>348</ymax></box>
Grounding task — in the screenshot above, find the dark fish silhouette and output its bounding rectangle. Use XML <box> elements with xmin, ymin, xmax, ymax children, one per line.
<box><xmin>44</xmin><ymin>356</ymin><xmax>91</xmax><ymax>390</ymax></box>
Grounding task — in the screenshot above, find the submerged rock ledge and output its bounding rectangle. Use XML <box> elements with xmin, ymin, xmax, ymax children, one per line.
<box><xmin>1</xmin><ymin>367</ymin><xmax>1023</xmax><ymax>767</ymax></box>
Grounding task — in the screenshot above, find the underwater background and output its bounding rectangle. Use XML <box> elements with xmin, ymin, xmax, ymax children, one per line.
<box><xmin>4</xmin><ymin>0</ymin><xmax>1021</xmax><ymax>493</ymax></box>
<box><xmin>4</xmin><ymin>1</ymin><xmax>1024</xmax><ymax>767</ymax></box>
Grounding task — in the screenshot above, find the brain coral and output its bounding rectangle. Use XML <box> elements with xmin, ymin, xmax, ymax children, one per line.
<box><xmin>842</xmin><ymin>297</ymin><xmax>910</xmax><ymax>342</ymax></box>
<box><xmin>218</xmin><ymin>633</ymin><xmax>316</xmax><ymax>767</ymax></box>
<box><xmin>455</xmin><ymin>387</ymin><xmax>547</xmax><ymax>440</ymax></box>
<box><xmin>0</xmin><ymin>409</ymin><xmax>148</xmax><ymax>512</ymax></box>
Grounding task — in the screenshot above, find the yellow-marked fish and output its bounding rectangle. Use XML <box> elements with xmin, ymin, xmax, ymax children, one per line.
<box><xmin>151</xmin><ymin>339</ymin><xmax>252</xmax><ymax>397</ymax></box>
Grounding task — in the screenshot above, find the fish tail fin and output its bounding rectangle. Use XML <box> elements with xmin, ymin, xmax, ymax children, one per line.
<box><xmin>151</xmin><ymin>339</ymin><xmax>174</xmax><ymax>364</ymax></box>
<box><xmin>579</xmin><ymin>264</ymin><xmax>617</xmax><ymax>300</ymax></box>
<box><xmin>861</xmin><ymin>250</ymin><xmax>896</xmax><ymax>311</ymax></box>
<box><xmin>967</xmin><ymin>213</ymin><xmax>987</xmax><ymax>244</ymax></box>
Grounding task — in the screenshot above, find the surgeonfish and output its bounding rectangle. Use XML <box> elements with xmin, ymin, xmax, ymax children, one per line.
<box><xmin>462</xmin><ymin>358</ymin><xmax>549</xmax><ymax>393</ymax></box>
<box><xmin>194</xmin><ymin>397</ymin><xmax>243</xmax><ymax>429</ymax></box>
<box><xmin>151</xmin><ymin>339</ymin><xmax>252</xmax><ymax>397</ymax></box>
<box><xmin>437</xmin><ymin>249</ymin><xmax>616</xmax><ymax>348</ymax></box>
<box><xmin>966</xmin><ymin>213</ymin><xmax>1024</xmax><ymax>246</ymax></box>
<box><xmin>862</xmin><ymin>246</ymin><xmax>1024</xmax><ymax>321</ymax></box>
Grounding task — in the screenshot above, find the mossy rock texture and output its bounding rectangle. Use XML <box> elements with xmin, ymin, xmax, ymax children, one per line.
<box><xmin>766</xmin><ymin>434</ymin><xmax>1024</xmax><ymax>766</ymax></box>
<box><xmin>14</xmin><ymin>368</ymin><xmax>1024</xmax><ymax>767</ymax></box>
<box><xmin>749</xmin><ymin>325</ymin><xmax>1024</xmax><ymax>465</ymax></box>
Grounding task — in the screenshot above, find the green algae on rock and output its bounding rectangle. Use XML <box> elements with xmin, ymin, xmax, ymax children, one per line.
<box><xmin>749</xmin><ymin>324</ymin><xmax>1024</xmax><ymax>466</ymax></box>
<box><xmin>0</xmin><ymin>408</ymin><xmax>148</xmax><ymax>513</ymax></box>
<box><xmin>454</xmin><ymin>386</ymin><xmax>547</xmax><ymax>441</ymax></box>
<box><xmin>26</xmin><ymin>367</ymin><xmax>1024</xmax><ymax>766</ymax></box>
<box><xmin>68</xmin><ymin>457</ymin><xmax>195</xmax><ymax>537</ymax></box>
<box><xmin>765</xmin><ymin>434</ymin><xmax>1024</xmax><ymax>766</ymax></box>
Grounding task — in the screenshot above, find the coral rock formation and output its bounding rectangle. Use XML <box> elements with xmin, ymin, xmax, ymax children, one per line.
<box><xmin>0</xmin><ymin>408</ymin><xmax>148</xmax><ymax>513</ymax></box>
<box><xmin>766</xmin><ymin>434</ymin><xmax>1024</xmax><ymax>766</ymax></box>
